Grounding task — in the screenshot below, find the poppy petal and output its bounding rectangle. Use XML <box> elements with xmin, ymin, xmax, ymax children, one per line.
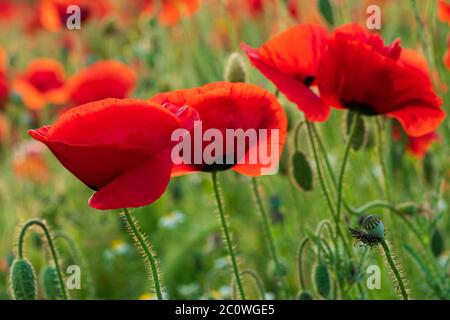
<box><xmin>89</xmin><ymin>150</ymin><xmax>173</xmax><ymax>210</ymax></box>
<box><xmin>387</xmin><ymin>106</ymin><xmax>446</xmax><ymax>137</ymax></box>
<box><xmin>241</xmin><ymin>43</ymin><xmax>329</xmax><ymax>122</ymax></box>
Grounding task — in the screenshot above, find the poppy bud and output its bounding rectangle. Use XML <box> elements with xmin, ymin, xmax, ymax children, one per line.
<box><xmin>318</xmin><ymin>0</ymin><xmax>334</xmax><ymax>25</ymax></box>
<box><xmin>9</xmin><ymin>259</ymin><xmax>37</xmax><ymax>300</ymax></box>
<box><xmin>41</xmin><ymin>266</ymin><xmax>63</xmax><ymax>300</ymax></box>
<box><xmin>290</xmin><ymin>151</ymin><xmax>313</xmax><ymax>191</ymax></box>
<box><xmin>314</xmin><ymin>263</ymin><xmax>330</xmax><ymax>299</ymax></box>
<box><xmin>297</xmin><ymin>290</ymin><xmax>313</xmax><ymax>300</ymax></box>
<box><xmin>430</xmin><ymin>228</ymin><xmax>444</xmax><ymax>257</ymax></box>
<box><xmin>224</xmin><ymin>53</ymin><xmax>248</xmax><ymax>83</ymax></box>
<box><xmin>360</xmin><ymin>215</ymin><xmax>385</xmax><ymax>239</ymax></box>
<box><xmin>345</xmin><ymin>111</ymin><xmax>366</xmax><ymax>151</ymax></box>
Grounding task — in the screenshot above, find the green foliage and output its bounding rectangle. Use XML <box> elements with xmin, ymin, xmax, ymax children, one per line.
<box><xmin>313</xmin><ymin>263</ymin><xmax>330</xmax><ymax>299</ymax></box>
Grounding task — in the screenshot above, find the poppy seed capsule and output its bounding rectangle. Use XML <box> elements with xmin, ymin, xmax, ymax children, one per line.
<box><xmin>9</xmin><ymin>259</ymin><xmax>37</xmax><ymax>300</ymax></box>
<box><xmin>224</xmin><ymin>53</ymin><xmax>248</xmax><ymax>83</ymax></box>
<box><xmin>297</xmin><ymin>290</ymin><xmax>313</xmax><ymax>300</ymax></box>
<box><xmin>361</xmin><ymin>215</ymin><xmax>385</xmax><ymax>239</ymax></box>
<box><xmin>41</xmin><ymin>266</ymin><xmax>63</xmax><ymax>300</ymax></box>
<box><xmin>314</xmin><ymin>263</ymin><xmax>330</xmax><ymax>299</ymax></box>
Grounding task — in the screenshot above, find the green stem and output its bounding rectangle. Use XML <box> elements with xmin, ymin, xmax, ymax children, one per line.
<box><xmin>211</xmin><ymin>172</ymin><xmax>246</xmax><ymax>300</ymax></box>
<box><xmin>380</xmin><ymin>240</ymin><xmax>409</xmax><ymax>300</ymax></box>
<box><xmin>376</xmin><ymin>118</ymin><xmax>392</xmax><ymax>203</ymax></box>
<box><xmin>18</xmin><ymin>219</ymin><xmax>68</xmax><ymax>300</ymax></box>
<box><xmin>53</xmin><ymin>231</ymin><xmax>95</xmax><ymax>299</ymax></box>
<box><xmin>306</xmin><ymin>122</ymin><xmax>336</xmax><ymax>220</ymax></box>
<box><xmin>336</xmin><ymin>118</ymin><xmax>357</xmax><ymax>222</ymax></box>
<box><xmin>122</xmin><ymin>208</ymin><xmax>164</xmax><ymax>300</ymax></box>
<box><xmin>296</xmin><ymin>237</ymin><xmax>309</xmax><ymax>290</ymax></box>
<box><xmin>251</xmin><ymin>178</ymin><xmax>289</xmax><ymax>298</ymax></box>
<box><xmin>306</xmin><ymin>122</ymin><xmax>349</xmax><ymax>297</ymax></box>
<box><xmin>233</xmin><ymin>269</ymin><xmax>266</xmax><ymax>300</ymax></box>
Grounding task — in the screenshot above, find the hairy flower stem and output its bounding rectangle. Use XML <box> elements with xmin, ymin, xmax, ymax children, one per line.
<box><xmin>122</xmin><ymin>208</ymin><xmax>164</xmax><ymax>300</ymax></box>
<box><xmin>380</xmin><ymin>240</ymin><xmax>409</xmax><ymax>300</ymax></box>
<box><xmin>305</xmin><ymin>121</ymin><xmax>348</xmax><ymax>297</ymax></box>
<box><xmin>376</xmin><ymin>118</ymin><xmax>392</xmax><ymax>203</ymax></box>
<box><xmin>211</xmin><ymin>172</ymin><xmax>246</xmax><ymax>300</ymax></box>
<box><xmin>336</xmin><ymin>118</ymin><xmax>357</xmax><ymax>223</ymax></box>
<box><xmin>251</xmin><ymin>178</ymin><xmax>289</xmax><ymax>299</ymax></box>
<box><xmin>18</xmin><ymin>219</ymin><xmax>68</xmax><ymax>300</ymax></box>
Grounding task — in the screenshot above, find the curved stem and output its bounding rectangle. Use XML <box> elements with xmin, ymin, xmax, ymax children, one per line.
<box><xmin>251</xmin><ymin>178</ymin><xmax>289</xmax><ymax>298</ymax></box>
<box><xmin>296</xmin><ymin>237</ymin><xmax>309</xmax><ymax>290</ymax></box>
<box><xmin>380</xmin><ymin>240</ymin><xmax>409</xmax><ymax>300</ymax></box>
<box><xmin>233</xmin><ymin>269</ymin><xmax>266</xmax><ymax>300</ymax></box>
<box><xmin>293</xmin><ymin>120</ymin><xmax>305</xmax><ymax>151</ymax></box>
<box><xmin>18</xmin><ymin>219</ymin><xmax>68</xmax><ymax>300</ymax></box>
<box><xmin>53</xmin><ymin>231</ymin><xmax>95</xmax><ymax>299</ymax></box>
<box><xmin>211</xmin><ymin>172</ymin><xmax>246</xmax><ymax>300</ymax></box>
<box><xmin>122</xmin><ymin>208</ymin><xmax>164</xmax><ymax>300</ymax></box>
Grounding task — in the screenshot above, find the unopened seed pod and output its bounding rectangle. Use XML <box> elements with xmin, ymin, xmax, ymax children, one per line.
<box><xmin>314</xmin><ymin>263</ymin><xmax>330</xmax><ymax>299</ymax></box>
<box><xmin>345</xmin><ymin>111</ymin><xmax>366</xmax><ymax>151</ymax></box>
<box><xmin>361</xmin><ymin>215</ymin><xmax>385</xmax><ymax>239</ymax></box>
<box><xmin>297</xmin><ymin>290</ymin><xmax>313</xmax><ymax>300</ymax></box>
<box><xmin>9</xmin><ymin>259</ymin><xmax>37</xmax><ymax>300</ymax></box>
<box><xmin>224</xmin><ymin>53</ymin><xmax>247</xmax><ymax>83</ymax></box>
<box><xmin>291</xmin><ymin>151</ymin><xmax>313</xmax><ymax>191</ymax></box>
<box><xmin>430</xmin><ymin>228</ymin><xmax>444</xmax><ymax>257</ymax></box>
<box><xmin>41</xmin><ymin>266</ymin><xmax>63</xmax><ymax>300</ymax></box>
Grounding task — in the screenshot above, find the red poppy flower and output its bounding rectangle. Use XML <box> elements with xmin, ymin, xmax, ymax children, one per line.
<box><xmin>444</xmin><ymin>35</ymin><xmax>450</xmax><ymax>70</ymax></box>
<box><xmin>39</xmin><ymin>0</ymin><xmax>111</xmax><ymax>32</ymax></box>
<box><xmin>13</xmin><ymin>58</ymin><xmax>67</xmax><ymax>111</ymax></box>
<box><xmin>241</xmin><ymin>24</ymin><xmax>329</xmax><ymax>122</ymax></box>
<box><xmin>406</xmin><ymin>131</ymin><xmax>439</xmax><ymax>159</ymax></box>
<box><xmin>317</xmin><ymin>24</ymin><xmax>445</xmax><ymax>137</ymax></box>
<box><xmin>29</xmin><ymin>98</ymin><xmax>197</xmax><ymax>210</ymax></box>
<box><xmin>438</xmin><ymin>0</ymin><xmax>450</xmax><ymax>24</ymax></box>
<box><xmin>149</xmin><ymin>82</ymin><xmax>287</xmax><ymax>176</ymax></box>
<box><xmin>66</xmin><ymin>60</ymin><xmax>136</xmax><ymax>106</ymax></box>
<box><xmin>141</xmin><ymin>0</ymin><xmax>200</xmax><ymax>26</ymax></box>
<box><xmin>0</xmin><ymin>48</ymin><xmax>8</xmax><ymax>109</ymax></box>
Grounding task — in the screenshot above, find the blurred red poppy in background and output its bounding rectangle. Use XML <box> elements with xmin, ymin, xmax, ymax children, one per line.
<box><xmin>150</xmin><ymin>82</ymin><xmax>287</xmax><ymax>176</ymax></box>
<box><xmin>0</xmin><ymin>113</ymin><xmax>10</xmax><ymax>144</ymax></box>
<box><xmin>407</xmin><ymin>131</ymin><xmax>439</xmax><ymax>159</ymax></box>
<box><xmin>393</xmin><ymin>123</ymin><xmax>439</xmax><ymax>159</ymax></box>
<box><xmin>29</xmin><ymin>98</ymin><xmax>197</xmax><ymax>210</ymax></box>
<box><xmin>13</xmin><ymin>58</ymin><xmax>67</xmax><ymax>111</ymax></box>
<box><xmin>66</xmin><ymin>60</ymin><xmax>136</xmax><ymax>106</ymax></box>
<box><xmin>13</xmin><ymin>140</ymin><xmax>49</xmax><ymax>184</ymax></box>
<box><xmin>0</xmin><ymin>48</ymin><xmax>8</xmax><ymax>109</ymax></box>
<box><xmin>444</xmin><ymin>35</ymin><xmax>450</xmax><ymax>69</ymax></box>
<box><xmin>317</xmin><ymin>24</ymin><xmax>445</xmax><ymax>137</ymax></box>
<box><xmin>39</xmin><ymin>0</ymin><xmax>111</xmax><ymax>32</ymax></box>
<box><xmin>241</xmin><ymin>24</ymin><xmax>329</xmax><ymax>122</ymax></box>
<box><xmin>141</xmin><ymin>0</ymin><xmax>200</xmax><ymax>26</ymax></box>
<box><xmin>438</xmin><ymin>0</ymin><xmax>450</xmax><ymax>24</ymax></box>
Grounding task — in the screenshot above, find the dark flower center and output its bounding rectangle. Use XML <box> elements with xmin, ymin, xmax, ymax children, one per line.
<box><xmin>303</xmin><ymin>76</ymin><xmax>315</xmax><ymax>87</ymax></box>
<box><xmin>341</xmin><ymin>100</ymin><xmax>378</xmax><ymax>116</ymax></box>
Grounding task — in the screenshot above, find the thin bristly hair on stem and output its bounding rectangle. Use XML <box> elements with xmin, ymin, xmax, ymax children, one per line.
<box><xmin>380</xmin><ymin>240</ymin><xmax>411</xmax><ymax>300</ymax></box>
<box><xmin>120</xmin><ymin>209</ymin><xmax>166</xmax><ymax>299</ymax></box>
<box><xmin>211</xmin><ymin>171</ymin><xmax>247</xmax><ymax>300</ymax></box>
<box><xmin>251</xmin><ymin>177</ymin><xmax>289</xmax><ymax>299</ymax></box>
<box><xmin>15</xmin><ymin>219</ymin><xmax>69</xmax><ymax>300</ymax></box>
